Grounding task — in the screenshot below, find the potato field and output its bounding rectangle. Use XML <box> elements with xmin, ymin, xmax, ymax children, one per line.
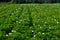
<box><xmin>0</xmin><ymin>4</ymin><xmax>60</xmax><ymax>40</ymax></box>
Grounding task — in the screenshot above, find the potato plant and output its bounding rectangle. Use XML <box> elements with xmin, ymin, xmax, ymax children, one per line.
<box><xmin>0</xmin><ymin>4</ymin><xmax>60</xmax><ymax>40</ymax></box>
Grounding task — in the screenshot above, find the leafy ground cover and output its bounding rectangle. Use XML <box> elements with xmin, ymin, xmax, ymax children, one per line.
<box><xmin>0</xmin><ymin>4</ymin><xmax>60</xmax><ymax>40</ymax></box>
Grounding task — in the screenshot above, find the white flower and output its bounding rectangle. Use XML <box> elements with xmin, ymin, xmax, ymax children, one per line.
<box><xmin>54</xmin><ymin>19</ymin><xmax>57</xmax><ymax>21</ymax></box>
<box><xmin>30</xmin><ymin>27</ymin><xmax>32</xmax><ymax>29</ymax></box>
<box><xmin>16</xmin><ymin>21</ymin><xmax>18</xmax><ymax>22</ymax></box>
<box><xmin>12</xmin><ymin>30</ymin><xmax>16</xmax><ymax>32</ymax></box>
<box><xmin>45</xmin><ymin>22</ymin><xmax>47</xmax><ymax>24</ymax></box>
<box><xmin>40</xmin><ymin>27</ymin><xmax>42</xmax><ymax>29</ymax></box>
<box><xmin>33</xmin><ymin>23</ymin><xmax>35</xmax><ymax>26</ymax></box>
<box><xmin>34</xmin><ymin>35</ymin><xmax>36</xmax><ymax>37</ymax></box>
<box><xmin>20</xmin><ymin>20</ymin><xmax>23</xmax><ymax>22</ymax></box>
<box><xmin>6</xmin><ymin>34</ymin><xmax>8</xmax><ymax>37</ymax></box>
<box><xmin>9</xmin><ymin>33</ymin><xmax>12</xmax><ymax>35</ymax></box>
<box><xmin>32</xmin><ymin>30</ymin><xmax>34</xmax><ymax>32</ymax></box>
<box><xmin>49</xmin><ymin>27</ymin><xmax>51</xmax><ymax>29</ymax></box>
<box><xmin>42</xmin><ymin>33</ymin><xmax>45</xmax><ymax>35</ymax></box>
<box><xmin>57</xmin><ymin>21</ymin><xmax>59</xmax><ymax>24</ymax></box>
<box><xmin>19</xmin><ymin>22</ymin><xmax>21</xmax><ymax>23</ymax></box>
<box><xmin>38</xmin><ymin>32</ymin><xmax>41</xmax><ymax>33</ymax></box>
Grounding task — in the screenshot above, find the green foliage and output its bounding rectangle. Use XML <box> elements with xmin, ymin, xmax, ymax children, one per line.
<box><xmin>0</xmin><ymin>4</ymin><xmax>60</xmax><ymax>40</ymax></box>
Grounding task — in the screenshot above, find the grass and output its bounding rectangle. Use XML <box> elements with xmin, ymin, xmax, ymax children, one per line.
<box><xmin>0</xmin><ymin>4</ymin><xmax>60</xmax><ymax>40</ymax></box>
